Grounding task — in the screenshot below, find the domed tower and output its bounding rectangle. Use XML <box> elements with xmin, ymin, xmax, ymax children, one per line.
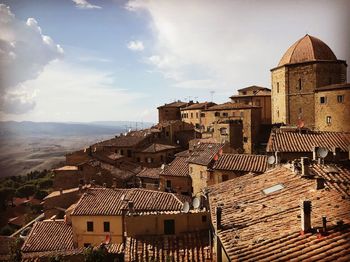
<box><xmin>271</xmin><ymin>34</ymin><xmax>347</xmax><ymax>128</ymax></box>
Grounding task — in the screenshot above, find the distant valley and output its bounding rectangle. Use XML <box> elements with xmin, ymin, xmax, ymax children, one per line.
<box><xmin>0</xmin><ymin>121</ymin><xmax>154</xmax><ymax>178</ymax></box>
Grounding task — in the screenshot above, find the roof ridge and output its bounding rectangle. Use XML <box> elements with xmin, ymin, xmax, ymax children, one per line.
<box><xmin>288</xmin><ymin>36</ymin><xmax>305</xmax><ymax>64</ymax></box>
<box><xmin>306</xmin><ymin>35</ymin><xmax>316</xmax><ymax>61</ymax></box>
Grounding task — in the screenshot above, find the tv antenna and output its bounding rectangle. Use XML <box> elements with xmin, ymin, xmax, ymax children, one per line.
<box><xmin>210</xmin><ymin>91</ymin><xmax>215</xmax><ymax>102</ymax></box>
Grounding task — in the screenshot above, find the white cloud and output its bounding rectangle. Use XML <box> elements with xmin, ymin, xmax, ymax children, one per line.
<box><xmin>0</xmin><ymin>4</ymin><xmax>63</xmax><ymax>114</ymax></box>
<box><xmin>127</xmin><ymin>40</ymin><xmax>144</xmax><ymax>51</ymax></box>
<box><xmin>72</xmin><ymin>0</ymin><xmax>102</xmax><ymax>9</ymax></box>
<box><xmin>2</xmin><ymin>60</ymin><xmax>149</xmax><ymax>122</ymax></box>
<box><xmin>126</xmin><ymin>0</ymin><xmax>350</xmax><ymax>95</ymax></box>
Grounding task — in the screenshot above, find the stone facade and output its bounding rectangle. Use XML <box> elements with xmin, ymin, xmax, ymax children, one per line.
<box><xmin>271</xmin><ymin>35</ymin><xmax>348</xmax><ymax>129</ymax></box>
<box><xmin>189</xmin><ymin>163</ymin><xmax>209</xmax><ymax>196</ymax></box>
<box><xmin>157</xmin><ymin>101</ymin><xmax>190</xmax><ymax>122</ymax></box>
<box><xmin>315</xmin><ymin>85</ymin><xmax>350</xmax><ymax>132</ymax></box>
<box><xmin>159</xmin><ymin>175</ymin><xmax>192</xmax><ymax>195</ymax></box>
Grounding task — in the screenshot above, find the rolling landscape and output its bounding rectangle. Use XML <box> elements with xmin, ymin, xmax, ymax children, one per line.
<box><xmin>0</xmin><ymin>121</ymin><xmax>153</xmax><ymax>178</ymax></box>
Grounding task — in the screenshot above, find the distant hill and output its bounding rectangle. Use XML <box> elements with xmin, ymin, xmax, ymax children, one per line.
<box><xmin>0</xmin><ymin>120</ymin><xmax>154</xmax><ymax>178</ymax></box>
<box><xmin>0</xmin><ymin>121</ymin><xmax>154</xmax><ymax>137</ymax></box>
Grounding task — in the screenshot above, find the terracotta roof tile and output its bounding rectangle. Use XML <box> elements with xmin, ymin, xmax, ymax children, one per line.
<box><xmin>266</xmin><ymin>129</ymin><xmax>350</xmax><ymax>153</ymax></box>
<box><xmin>124</xmin><ymin>231</ymin><xmax>211</xmax><ymax>261</ymax></box>
<box><xmin>157</xmin><ymin>101</ymin><xmax>188</xmax><ymax>109</ymax></box>
<box><xmin>315</xmin><ymin>83</ymin><xmax>350</xmax><ymax>92</ymax></box>
<box><xmin>137</xmin><ymin>167</ymin><xmax>161</xmax><ymax>179</ymax></box>
<box><xmin>71</xmin><ymin>188</ymin><xmax>184</xmax><ymax>216</ymax></box>
<box><xmin>208</xmin><ymin>166</ymin><xmax>350</xmax><ymax>261</ymax></box>
<box><xmin>213</xmin><ymin>154</ymin><xmax>268</xmax><ymax>173</ymax></box>
<box><xmin>139</xmin><ymin>143</ymin><xmax>179</xmax><ymax>153</ymax></box>
<box><xmin>181</xmin><ymin>102</ymin><xmax>216</xmax><ymax>110</ymax></box>
<box><xmin>278</xmin><ymin>34</ymin><xmax>338</xmax><ymax>67</ymax></box>
<box><xmin>22</xmin><ymin>220</ymin><xmax>74</xmax><ymax>253</ymax></box>
<box><xmin>162</xmin><ymin>156</ymin><xmax>189</xmax><ymax>177</ymax></box>
<box><xmin>203</xmin><ymin>102</ymin><xmax>259</xmax><ymax>111</ymax></box>
<box><xmin>187</xmin><ymin>143</ymin><xmax>223</xmax><ymax>166</ymax></box>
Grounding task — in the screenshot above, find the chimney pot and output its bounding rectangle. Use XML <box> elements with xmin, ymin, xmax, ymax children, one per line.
<box><xmin>301</xmin><ymin>200</ymin><xmax>312</xmax><ymax>232</ymax></box>
<box><xmin>216</xmin><ymin>206</ymin><xmax>222</xmax><ymax>230</ymax></box>
<box><xmin>322</xmin><ymin>216</ymin><xmax>327</xmax><ymax>233</ymax></box>
<box><xmin>316</xmin><ymin>178</ymin><xmax>325</xmax><ymax>190</ymax></box>
<box><xmin>300</xmin><ymin>157</ymin><xmax>310</xmax><ymax>177</ymax></box>
<box><xmin>313</xmin><ymin>146</ymin><xmax>319</xmax><ymax>161</ymax></box>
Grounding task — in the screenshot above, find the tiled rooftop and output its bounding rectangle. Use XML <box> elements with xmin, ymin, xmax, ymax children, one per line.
<box><xmin>203</xmin><ymin>102</ymin><xmax>260</xmax><ymax>111</ymax></box>
<box><xmin>208</xmin><ymin>166</ymin><xmax>350</xmax><ymax>261</ymax></box>
<box><xmin>309</xmin><ymin>163</ymin><xmax>350</xmax><ymax>198</ymax></box>
<box><xmin>71</xmin><ymin>188</ymin><xmax>184</xmax><ymax>216</ymax></box>
<box><xmin>124</xmin><ymin>231</ymin><xmax>211</xmax><ymax>261</ymax></box>
<box><xmin>187</xmin><ymin>143</ymin><xmax>223</xmax><ymax>166</ymax></box>
<box><xmin>267</xmin><ymin>129</ymin><xmax>350</xmax><ymax>153</ymax></box>
<box><xmin>22</xmin><ymin>220</ymin><xmax>74</xmax><ymax>253</ymax></box>
<box><xmin>157</xmin><ymin>101</ymin><xmax>188</xmax><ymax>109</ymax></box>
<box><xmin>181</xmin><ymin>102</ymin><xmax>216</xmax><ymax>110</ymax></box>
<box><xmin>139</xmin><ymin>143</ymin><xmax>179</xmax><ymax>153</ymax></box>
<box><xmin>96</xmin><ymin>130</ymin><xmax>151</xmax><ymax>148</ymax></box>
<box><xmin>162</xmin><ymin>156</ymin><xmax>189</xmax><ymax>177</ymax></box>
<box><xmin>213</xmin><ymin>154</ymin><xmax>268</xmax><ymax>173</ymax></box>
<box><xmin>315</xmin><ymin>83</ymin><xmax>350</xmax><ymax>92</ymax></box>
<box><xmin>136</xmin><ymin>167</ymin><xmax>161</xmax><ymax>179</ymax></box>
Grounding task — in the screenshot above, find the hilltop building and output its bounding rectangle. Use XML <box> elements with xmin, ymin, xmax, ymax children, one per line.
<box><xmin>181</xmin><ymin>102</ymin><xmax>216</xmax><ymax>131</ymax></box>
<box><xmin>157</xmin><ymin>100</ymin><xmax>191</xmax><ymax>122</ymax></box>
<box><xmin>271</xmin><ymin>34</ymin><xmax>349</xmax><ymax>131</ymax></box>
<box><xmin>230</xmin><ymin>85</ymin><xmax>271</xmax><ymax>125</ymax></box>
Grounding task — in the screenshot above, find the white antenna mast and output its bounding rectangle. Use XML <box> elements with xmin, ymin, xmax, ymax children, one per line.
<box><xmin>210</xmin><ymin>91</ymin><xmax>215</xmax><ymax>102</ymax></box>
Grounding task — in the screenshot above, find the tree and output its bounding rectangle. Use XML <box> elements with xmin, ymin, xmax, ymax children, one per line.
<box><xmin>0</xmin><ymin>187</ymin><xmax>15</xmax><ymax>209</ymax></box>
<box><xmin>9</xmin><ymin>237</ymin><xmax>22</xmax><ymax>262</ymax></box>
<box><xmin>34</xmin><ymin>189</ymin><xmax>48</xmax><ymax>200</ymax></box>
<box><xmin>83</xmin><ymin>245</ymin><xmax>110</xmax><ymax>262</ymax></box>
<box><xmin>16</xmin><ymin>184</ymin><xmax>36</xmax><ymax>199</ymax></box>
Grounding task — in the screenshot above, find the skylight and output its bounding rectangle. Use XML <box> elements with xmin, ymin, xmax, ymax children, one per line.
<box><xmin>262</xmin><ymin>184</ymin><xmax>284</xmax><ymax>195</ymax></box>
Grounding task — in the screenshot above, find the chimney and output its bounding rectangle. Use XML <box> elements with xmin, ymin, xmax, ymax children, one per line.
<box><xmin>333</xmin><ymin>147</ymin><xmax>341</xmax><ymax>162</ymax></box>
<box><xmin>300</xmin><ymin>157</ymin><xmax>309</xmax><ymax>177</ymax></box>
<box><xmin>216</xmin><ymin>206</ymin><xmax>222</xmax><ymax>230</ymax></box>
<box><xmin>59</xmin><ymin>188</ymin><xmax>63</xmax><ymax>195</ymax></box>
<box><xmin>316</xmin><ymin>177</ymin><xmax>325</xmax><ymax>190</ymax></box>
<box><xmin>78</xmin><ymin>183</ymin><xmax>83</xmax><ymax>192</ymax></box>
<box><xmin>300</xmin><ymin>200</ymin><xmax>312</xmax><ymax>233</ymax></box>
<box><xmin>91</xmin><ymin>180</ymin><xmax>95</xmax><ymax>188</ymax></box>
<box><xmin>128</xmin><ymin>201</ymin><xmax>134</xmax><ymax>215</ymax></box>
<box><xmin>322</xmin><ymin>216</ymin><xmax>327</xmax><ymax>233</ymax></box>
<box><xmin>313</xmin><ymin>146</ymin><xmax>319</xmax><ymax>161</ymax></box>
<box><xmin>275</xmin><ymin>151</ymin><xmax>279</xmax><ymax>164</ymax></box>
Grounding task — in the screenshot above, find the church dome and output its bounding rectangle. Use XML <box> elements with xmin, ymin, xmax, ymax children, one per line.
<box><xmin>278</xmin><ymin>34</ymin><xmax>337</xmax><ymax>67</ymax></box>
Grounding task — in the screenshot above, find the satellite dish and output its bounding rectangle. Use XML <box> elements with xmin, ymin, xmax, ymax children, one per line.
<box><xmin>161</xmin><ymin>164</ymin><xmax>165</xmax><ymax>170</ymax></box>
<box><xmin>317</xmin><ymin>147</ymin><xmax>328</xmax><ymax>158</ymax></box>
<box><xmin>267</xmin><ymin>155</ymin><xmax>276</xmax><ymax>165</ymax></box>
<box><xmin>182</xmin><ymin>201</ymin><xmax>190</xmax><ymax>213</ymax></box>
<box><xmin>192</xmin><ymin>197</ymin><xmax>200</xmax><ymax>209</ymax></box>
<box><xmin>176</xmin><ymin>140</ymin><xmax>180</xmax><ymax>144</ymax></box>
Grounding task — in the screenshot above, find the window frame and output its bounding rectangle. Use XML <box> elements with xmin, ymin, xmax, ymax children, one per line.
<box><xmin>103</xmin><ymin>221</ymin><xmax>110</xmax><ymax>232</ymax></box>
<box><xmin>87</xmin><ymin>221</ymin><xmax>94</xmax><ymax>232</ymax></box>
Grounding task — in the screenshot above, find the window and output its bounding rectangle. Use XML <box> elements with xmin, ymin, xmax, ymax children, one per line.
<box><xmin>262</xmin><ymin>184</ymin><xmax>284</xmax><ymax>195</ymax></box>
<box><xmin>222</xmin><ymin>174</ymin><xmax>229</xmax><ymax>181</ymax></box>
<box><xmin>165</xmin><ymin>131</ymin><xmax>169</xmax><ymax>136</ymax></box>
<box><xmin>120</xmin><ymin>149</ymin><xmax>124</xmax><ymax>155</ymax></box>
<box><xmin>326</xmin><ymin>116</ymin><xmax>332</xmax><ymax>125</ymax></box>
<box><xmin>242</xmin><ymin>91</ymin><xmax>247</xmax><ymax>95</ymax></box>
<box><xmin>243</xmin><ymin>137</ymin><xmax>248</xmax><ymax>143</ymax></box>
<box><xmin>147</xmin><ymin>157</ymin><xmax>153</xmax><ymax>163</ymax></box>
<box><xmin>196</xmin><ymin>112</ymin><xmax>199</xmax><ymax>118</ymax></box>
<box><xmin>87</xmin><ymin>221</ymin><xmax>93</xmax><ymax>232</ymax></box>
<box><xmin>298</xmin><ymin>108</ymin><xmax>302</xmax><ymax>114</ymax></box>
<box><xmin>195</xmin><ymin>123</ymin><xmax>200</xmax><ymax>129</ymax></box>
<box><xmin>214</xmin><ymin>112</ymin><xmax>220</xmax><ymax>117</ymax></box>
<box><xmin>103</xmin><ymin>222</ymin><xmax>110</xmax><ymax>232</ymax></box>
<box><xmin>202</xmin><ymin>215</ymin><xmax>207</xmax><ymax>223</ymax></box>
<box><xmin>166</xmin><ymin>180</ymin><xmax>172</xmax><ymax>188</ymax></box>
<box><xmin>220</xmin><ymin>128</ymin><xmax>228</xmax><ymax>135</ymax></box>
<box><xmin>190</xmin><ymin>167</ymin><xmax>193</xmax><ymax>174</ymax></box>
<box><xmin>200</xmin><ymin>171</ymin><xmax>204</xmax><ymax>179</ymax></box>
<box><xmin>84</xmin><ymin>243</ymin><xmax>91</xmax><ymax>248</ymax></box>
<box><xmin>200</xmin><ymin>113</ymin><xmax>205</xmax><ymax>117</ymax></box>
<box><xmin>164</xmin><ymin>219</ymin><xmax>175</xmax><ymax>235</ymax></box>
<box><xmin>277</xmin><ymin>110</ymin><xmax>279</xmax><ymax>117</ymax></box>
<box><xmin>222</xmin><ymin>112</ymin><xmax>228</xmax><ymax>117</ymax></box>
<box><xmin>337</xmin><ymin>95</ymin><xmax>344</xmax><ymax>103</ymax></box>
<box><xmin>191</xmin><ymin>113</ymin><xmax>193</xmax><ymax>118</ymax></box>
<box><xmin>255</xmin><ymin>99</ymin><xmax>261</xmax><ymax>106</ymax></box>
<box><xmin>297</xmin><ymin>78</ymin><xmax>302</xmax><ymax>90</ymax></box>
<box><xmin>127</xmin><ymin>150</ymin><xmax>132</xmax><ymax>157</ymax></box>
<box><xmin>160</xmin><ymin>155</ymin><xmax>164</xmax><ymax>162</ymax></box>
<box><xmin>277</xmin><ymin>82</ymin><xmax>279</xmax><ymax>93</ymax></box>
<box><xmin>320</xmin><ymin>96</ymin><xmax>327</xmax><ymax>104</ymax></box>
<box><xmin>137</xmin><ymin>157</ymin><xmax>140</xmax><ymax>162</ymax></box>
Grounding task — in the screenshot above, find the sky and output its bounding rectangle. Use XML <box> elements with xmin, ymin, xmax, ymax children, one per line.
<box><xmin>0</xmin><ymin>0</ymin><xmax>349</xmax><ymax>123</ymax></box>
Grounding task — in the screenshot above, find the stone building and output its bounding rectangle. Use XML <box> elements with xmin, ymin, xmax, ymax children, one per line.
<box><xmin>315</xmin><ymin>83</ymin><xmax>350</xmax><ymax>132</ymax></box>
<box><xmin>180</xmin><ymin>102</ymin><xmax>216</xmax><ymax>130</ymax></box>
<box><xmin>157</xmin><ymin>100</ymin><xmax>190</xmax><ymax>122</ymax></box>
<box><xmin>159</xmin><ymin>151</ymin><xmax>192</xmax><ymax>195</ymax></box>
<box><xmin>230</xmin><ymin>85</ymin><xmax>271</xmax><ymax>124</ymax></box>
<box><xmin>135</xmin><ymin>167</ymin><xmax>161</xmax><ymax>190</ymax></box>
<box><xmin>271</xmin><ymin>34</ymin><xmax>347</xmax><ymax>128</ymax></box>
<box><xmin>201</xmin><ymin>102</ymin><xmax>262</xmax><ymax>154</ymax></box>
<box><xmin>134</xmin><ymin>143</ymin><xmax>181</xmax><ymax>167</ymax></box>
